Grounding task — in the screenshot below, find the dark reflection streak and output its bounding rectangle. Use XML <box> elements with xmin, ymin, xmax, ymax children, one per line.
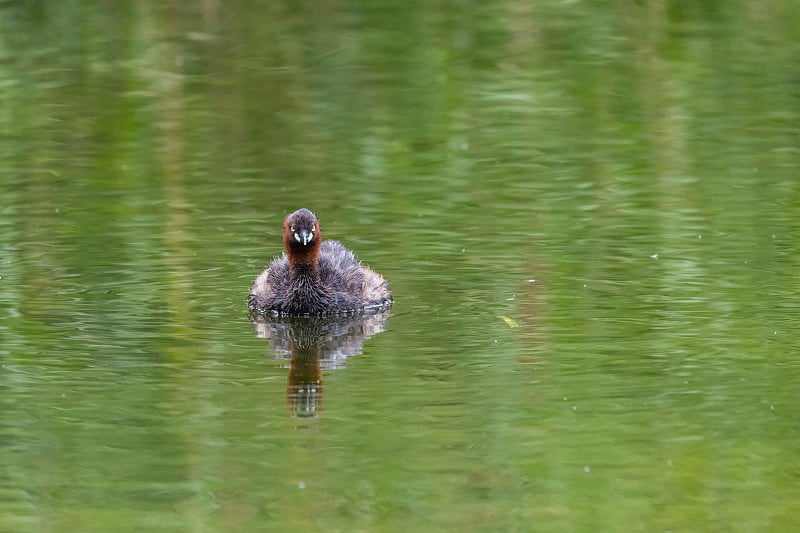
<box><xmin>286</xmin><ymin>344</ymin><xmax>323</xmax><ymax>418</ymax></box>
<box><xmin>250</xmin><ymin>310</ymin><xmax>391</xmax><ymax>418</ymax></box>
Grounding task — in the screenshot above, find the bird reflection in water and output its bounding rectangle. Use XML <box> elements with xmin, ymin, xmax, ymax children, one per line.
<box><xmin>250</xmin><ymin>309</ymin><xmax>391</xmax><ymax>418</ymax></box>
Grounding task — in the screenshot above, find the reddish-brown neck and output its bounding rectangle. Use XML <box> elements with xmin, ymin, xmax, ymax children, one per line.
<box><xmin>283</xmin><ymin>219</ymin><xmax>322</xmax><ymax>269</ymax></box>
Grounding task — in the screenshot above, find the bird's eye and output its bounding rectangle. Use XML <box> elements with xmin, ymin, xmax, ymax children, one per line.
<box><xmin>290</xmin><ymin>226</ymin><xmax>295</xmax><ymax>233</ymax></box>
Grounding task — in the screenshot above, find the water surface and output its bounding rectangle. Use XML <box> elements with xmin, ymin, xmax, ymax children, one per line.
<box><xmin>1</xmin><ymin>1</ymin><xmax>799</xmax><ymax>531</ymax></box>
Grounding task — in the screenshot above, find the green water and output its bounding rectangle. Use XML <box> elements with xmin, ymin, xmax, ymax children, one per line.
<box><xmin>2</xmin><ymin>1</ymin><xmax>799</xmax><ymax>531</ymax></box>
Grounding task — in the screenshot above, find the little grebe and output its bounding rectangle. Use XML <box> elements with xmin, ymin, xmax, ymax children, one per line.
<box><xmin>248</xmin><ymin>208</ymin><xmax>392</xmax><ymax>316</ymax></box>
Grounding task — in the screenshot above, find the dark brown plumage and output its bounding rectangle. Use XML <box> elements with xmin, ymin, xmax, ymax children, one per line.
<box><xmin>248</xmin><ymin>208</ymin><xmax>392</xmax><ymax>316</ymax></box>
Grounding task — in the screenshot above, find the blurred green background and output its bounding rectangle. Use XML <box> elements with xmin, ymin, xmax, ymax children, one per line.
<box><xmin>1</xmin><ymin>1</ymin><xmax>799</xmax><ymax>531</ymax></box>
